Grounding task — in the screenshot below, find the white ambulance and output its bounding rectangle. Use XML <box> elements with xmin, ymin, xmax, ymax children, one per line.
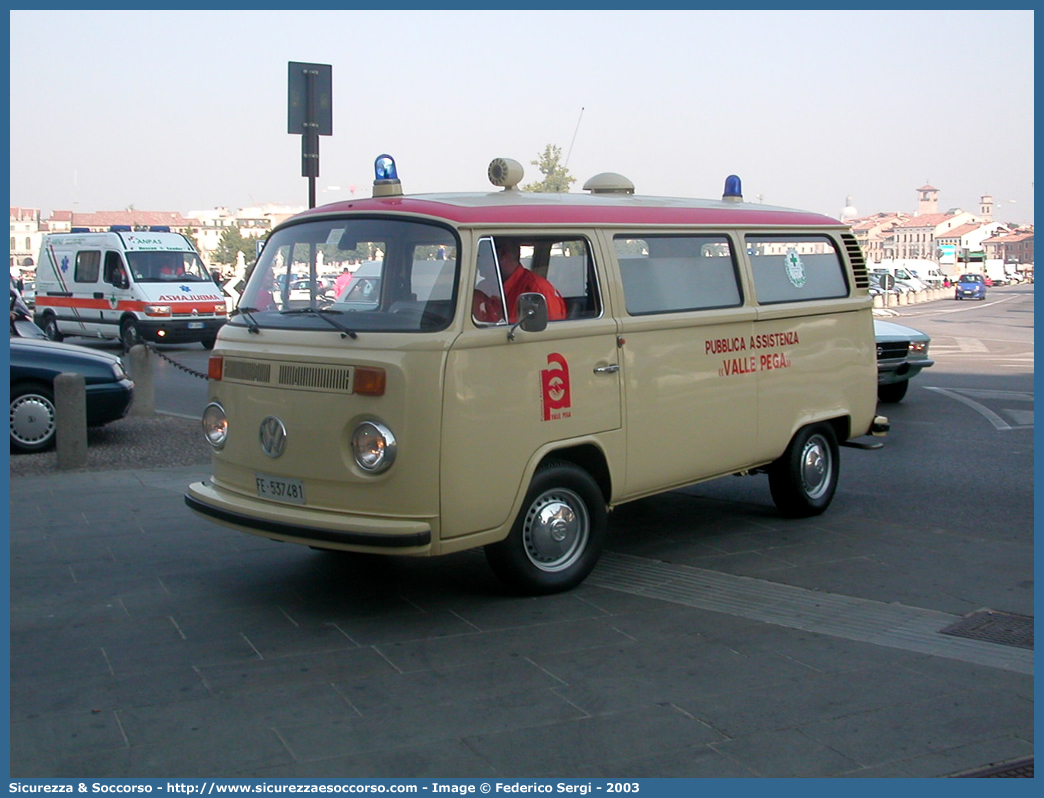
<box><xmin>34</xmin><ymin>226</ymin><xmax>227</xmax><ymax>349</ymax></box>
<box><xmin>186</xmin><ymin>156</ymin><xmax>888</xmax><ymax>594</ymax></box>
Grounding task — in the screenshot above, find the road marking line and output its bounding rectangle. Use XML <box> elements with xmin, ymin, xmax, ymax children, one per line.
<box><xmin>924</xmin><ymin>387</ymin><xmax>1032</xmax><ymax>431</ymax></box>
<box><xmin>954</xmin><ymin>337</ymin><xmax>989</xmax><ymax>352</ymax></box>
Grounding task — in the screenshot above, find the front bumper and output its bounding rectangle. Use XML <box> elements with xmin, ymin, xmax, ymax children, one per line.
<box><xmin>185</xmin><ymin>480</ymin><xmax>433</xmax><ymax>553</ymax></box>
<box><xmin>85</xmin><ymin>379</ymin><xmax>135</xmax><ymax>425</ymax></box>
<box><xmin>877</xmin><ymin>358</ymin><xmax>934</xmax><ymax>385</ymax></box>
<box><xmin>139</xmin><ymin>318</ymin><xmax>225</xmax><ymax>344</ymax></box>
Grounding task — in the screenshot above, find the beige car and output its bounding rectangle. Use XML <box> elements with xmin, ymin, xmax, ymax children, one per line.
<box><xmin>186</xmin><ymin>156</ymin><xmax>886</xmax><ymax>595</ymax></box>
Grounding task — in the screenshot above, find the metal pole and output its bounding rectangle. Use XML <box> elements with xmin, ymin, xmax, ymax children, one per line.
<box><xmin>306</xmin><ymin>69</ymin><xmax>319</xmax><ymax>208</ymax></box>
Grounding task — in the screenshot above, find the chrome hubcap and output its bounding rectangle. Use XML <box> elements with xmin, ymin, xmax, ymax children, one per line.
<box><xmin>522</xmin><ymin>488</ymin><xmax>589</xmax><ymax>572</ymax></box>
<box><xmin>800</xmin><ymin>435</ymin><xmax>832</xmax><ymax>499</ymax></box>
<box><xmin>11</xmin><ymin>394</ymin><xmax>56</xmax><ymax>446</ymax></box>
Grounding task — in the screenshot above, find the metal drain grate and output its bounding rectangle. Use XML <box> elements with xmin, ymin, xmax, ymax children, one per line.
<box><xmin>940</xmin><ymin>610</ymin><xmax>1033</xmax><ymax>649</ymax></box>
<box><xmin>955</xmin><ymin>758</ymin><xmax>1034</xmax><ymax>778</ymax></box>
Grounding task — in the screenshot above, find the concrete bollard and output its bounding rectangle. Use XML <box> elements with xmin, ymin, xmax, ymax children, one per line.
<box><xmin>872</xmin><ymin>294</ymin><xmax>884</xmax><ymax>309</ymax></box>
<box><xmin>128</xmin><ymin>344</ymin><xmax>155</xmax><ymax>416</ymax></box>
<box><xmin>55</xmin><ymin>372</ymin><xmax>88</xmax><ymax>470</ymax></box>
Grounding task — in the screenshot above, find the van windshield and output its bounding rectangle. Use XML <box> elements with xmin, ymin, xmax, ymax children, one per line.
<box><xmin>127</xmin><ymin>251</ymin><xmax>213</xmax><ymax>283</ymax></box>
<box><xmin>234</xmin><ymin>218</ymin><xmax>460</xmax><ymax>333</ymax></box>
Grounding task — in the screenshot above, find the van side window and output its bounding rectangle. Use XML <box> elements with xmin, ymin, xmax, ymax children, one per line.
<box><xmin>103</xmin><ymin>251</ymin><xmax>127</xmax><ymax>287</ymax></box>
<box><xmin>472</xmin><ymin>237</ymin><xmax>596</xmax><ymax>326</ymax></box>
<box><xmin>747</xmin><ymin>235</ymin><xmax>848</xmax><ymax>304</ymax></box>
<box><xmin>545</xmin><ymin>238</ymin><xmax>601</xmax><ymax>320</ymax></box>
<box><xmin>74</xmin><ymin>251</ymin><xmax>101</xmax><ymax>283</ymax></box>
<box><xmin>614</xmin><ymin>235</ymin><xmax>741</xmax><ymax>315</ymax></box>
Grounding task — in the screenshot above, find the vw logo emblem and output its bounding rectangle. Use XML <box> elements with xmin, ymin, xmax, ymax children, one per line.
<box><xmin>259</xmin><ymin>416</ymin><xmax>287</xmax><ymax>458</ymax></box>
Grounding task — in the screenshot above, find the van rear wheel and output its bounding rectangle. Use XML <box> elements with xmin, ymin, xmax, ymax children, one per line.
<box><xmin>485</xmin><ymin>460</ymin><xmax>606</xmax><ymax>595</ymax></box>
<box><xmin>768</xmin><ymin>423</ymin><xmax>839</xmax><ymax>518</ymax></box>
<box><xmin>42</xmin><ymin>313</ymin><xmax>63</xmax><ymax>342</ymax></box>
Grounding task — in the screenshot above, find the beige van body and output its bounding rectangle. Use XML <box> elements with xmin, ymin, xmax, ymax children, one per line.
<box><xmin>186</xmin><ymin>158</ymin><xmax>885</xmax><ymax>594</ymax></box>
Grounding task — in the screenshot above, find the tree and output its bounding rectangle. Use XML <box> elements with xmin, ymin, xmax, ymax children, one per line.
<box><xmin>182</xmin><ymin>226</ymin><xmax>203</xmax><ymax>254</ymax></box>
<box><xmin>523</xmin><ymin>144</ymin><xmax>575</xmax><ymax>193</ymax></box>
<box><xmin>212</xmin><ymin>225</ymin><xmax>257</xmax><ymax>268</ymax></box>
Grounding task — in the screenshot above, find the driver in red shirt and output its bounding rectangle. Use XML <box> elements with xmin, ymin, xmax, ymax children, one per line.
<box><xmin>475</xmin><ymin>239</ymin><xmax>566</xmax><ymax>324</ymax></box>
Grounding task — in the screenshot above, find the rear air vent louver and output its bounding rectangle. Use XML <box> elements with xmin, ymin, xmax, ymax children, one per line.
<box><xmin>841</xmin><ymin>232</ymin><xmax>870</xmax><ymax>289</ymax></box>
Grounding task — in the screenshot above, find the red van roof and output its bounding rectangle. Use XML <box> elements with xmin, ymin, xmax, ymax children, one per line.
<box><xmin>292</xmin><ymin>192</ymin><xmax>841</xmax><ymax>229</ymax></box>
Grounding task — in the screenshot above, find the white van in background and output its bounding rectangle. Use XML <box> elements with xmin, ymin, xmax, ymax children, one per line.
<box><xmin>35</xmin><ymin>226</ymin><xmax>227</xmax><ymax>349</ymax></box>
<box><xmin>872</xmin><ymin>262</ymin><xmax>930</xmax><ymax>293</ymax></box>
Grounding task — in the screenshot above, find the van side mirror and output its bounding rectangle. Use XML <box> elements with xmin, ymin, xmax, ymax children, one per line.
<box><xmin>508</xmin><ymin>292</ymin><xmax>548</xmax><ymax>340</ymax></box>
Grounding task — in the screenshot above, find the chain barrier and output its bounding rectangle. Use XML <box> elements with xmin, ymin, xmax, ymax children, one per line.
<box><xmin>137</xmin><ymin>340</ymin><xmax>210</xmax><ymax>380</ymax></box>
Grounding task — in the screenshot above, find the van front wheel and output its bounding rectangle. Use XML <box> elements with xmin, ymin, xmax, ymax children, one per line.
<box><xmin>768</xmin><ymin>423</ymin><xmax>838</xmax><ymax>518</ymax></box>
<box><xmin>120</xmin><ymin>319</ymin><xmax>141</xmax><ymax>351</ymax></box>
<box><xmin>485</xmin><ymin>461</ymin><xmax>606</xmax><ymax>595</ymax></box>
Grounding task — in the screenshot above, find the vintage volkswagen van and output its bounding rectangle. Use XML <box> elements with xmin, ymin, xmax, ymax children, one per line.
<box><xmin>186</xmin><ymin>156</ymin><xmax>887</xmax><ymax>594</ymax></box>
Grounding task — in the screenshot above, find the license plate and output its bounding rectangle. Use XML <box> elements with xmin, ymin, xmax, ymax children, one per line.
<box><xmin>187</xmin><ymin>321</ymin><xmax>204</xmax><ymax>329</ymax></box>
<box><xmin>255</xmin><ymin>473</ymin><xmax>306</xmax><ymax>505</ymax></box>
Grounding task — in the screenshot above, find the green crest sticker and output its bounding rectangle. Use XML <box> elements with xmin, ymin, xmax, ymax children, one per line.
<box><xmin>784</xmin><ymin>248</ymin><xmax>806</xmax><ymax>288</ymax></box>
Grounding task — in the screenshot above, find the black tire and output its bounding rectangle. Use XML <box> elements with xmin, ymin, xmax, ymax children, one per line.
<box><xmin>485</xmin><ymin>460</ymin><xmax>607</xmax><ymax>595</ymax></box>
<box><xmin>10</xmin><ymin>383</ymin><xmax>57</xmax><ymax>453</ymax></box>
<box><xmin>877</xmin><ymin>380</ymin><xmax>909</xmax><ymax>404</ymax></box>
<box><xmin>42</xmin><ymin>313</ymin><xmax>63</xmax><ymax>342</ymax></box>
<box><xmin>768</xmin><ymin>423</ymin><xmax>839</xmax><ymax>518</ymax></box>
<box><xmin>201</xmin><ymin>335</ymin><xmax>217</xmax><ymax>350</ymax></box>
<box><xmin>120</xmin><ymin>319</ymin><xmax>141</xmax><ymax>351</ymax></box>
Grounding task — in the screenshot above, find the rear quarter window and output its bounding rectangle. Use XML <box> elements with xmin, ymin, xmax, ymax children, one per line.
<box><xmin>747</xmin><ymin>235</ymin><xmax>848</xmax><ymax>304</ymax></box>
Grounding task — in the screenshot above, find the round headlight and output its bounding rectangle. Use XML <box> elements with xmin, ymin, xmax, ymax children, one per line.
<box><xmin>202</xmin><ymin>402</ymin><xmax>228</xmax><ymax>449</ymax></box>
<box><xmin>352</xmin><ymin>420</ymin><xmax>396</xmax><ymax>473</ymax></box>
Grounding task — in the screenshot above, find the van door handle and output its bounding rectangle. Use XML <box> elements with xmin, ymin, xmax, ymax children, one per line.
<box><xmin>594</xmin><ymin>364</ymin><xmax>620</xmax><ymax>374</ymax></box>
<box><xmin>93</xmin><ymin>292</ymin><xmax>104</xmax><ymax>299</ymax></box>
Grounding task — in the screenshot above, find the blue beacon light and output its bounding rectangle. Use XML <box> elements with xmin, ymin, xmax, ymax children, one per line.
<box><xmin>372</xmin><ymin>154</ymin><xmax>403</xmax><ymax>197</ymax></box>
<box><xmin>374</xmin><ymin>154</ymin><xmax>398</xmax><ymax>181</ymax></box>
<box><xmin>722</xmin><ymin>175</ymin><xmax>743</xmax><ymax>202</ymax></box>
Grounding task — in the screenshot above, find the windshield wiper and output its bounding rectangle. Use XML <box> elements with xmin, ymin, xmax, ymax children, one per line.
<box><xmin>279</xmin><ymin>306</ymin><xmax>359</xmax><ymax>339</ymax></box>
<box><xmin>231</xmin><ymin>306</ymin><xmax>261</xmax><ymax>334</ymax></box>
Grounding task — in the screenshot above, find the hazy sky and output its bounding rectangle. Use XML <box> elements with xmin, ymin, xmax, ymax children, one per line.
<box><xmin>9</xmin><ymin>9</ymin><xmax>1035</xmax><ymax>224</ymax></box>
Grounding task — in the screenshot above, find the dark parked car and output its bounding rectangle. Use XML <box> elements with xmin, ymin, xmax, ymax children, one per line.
<box><xmin>10</xmin><ymin>320</ymin><xmax>135</xmax><ymax>453</ymax></box>
<box><xmin>954</xmin><ymin>273</ymin><xmax>986</xmax><ymax>300</ymax></box>
<box><xmin>874</xmin><ymin>319</ymin><xmax>934</xmax><ymax>403</ymax></box>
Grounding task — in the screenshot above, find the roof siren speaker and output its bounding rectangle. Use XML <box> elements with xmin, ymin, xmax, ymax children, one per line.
<box><xmin>488</xmin><ymin>158</ymin><xmax>524</xmax><ymax>190</ymax></box>
<box><xmin>583</xmin><ymin>173</ymin><xmax>635</xmax><ymax>195</ymax></box>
